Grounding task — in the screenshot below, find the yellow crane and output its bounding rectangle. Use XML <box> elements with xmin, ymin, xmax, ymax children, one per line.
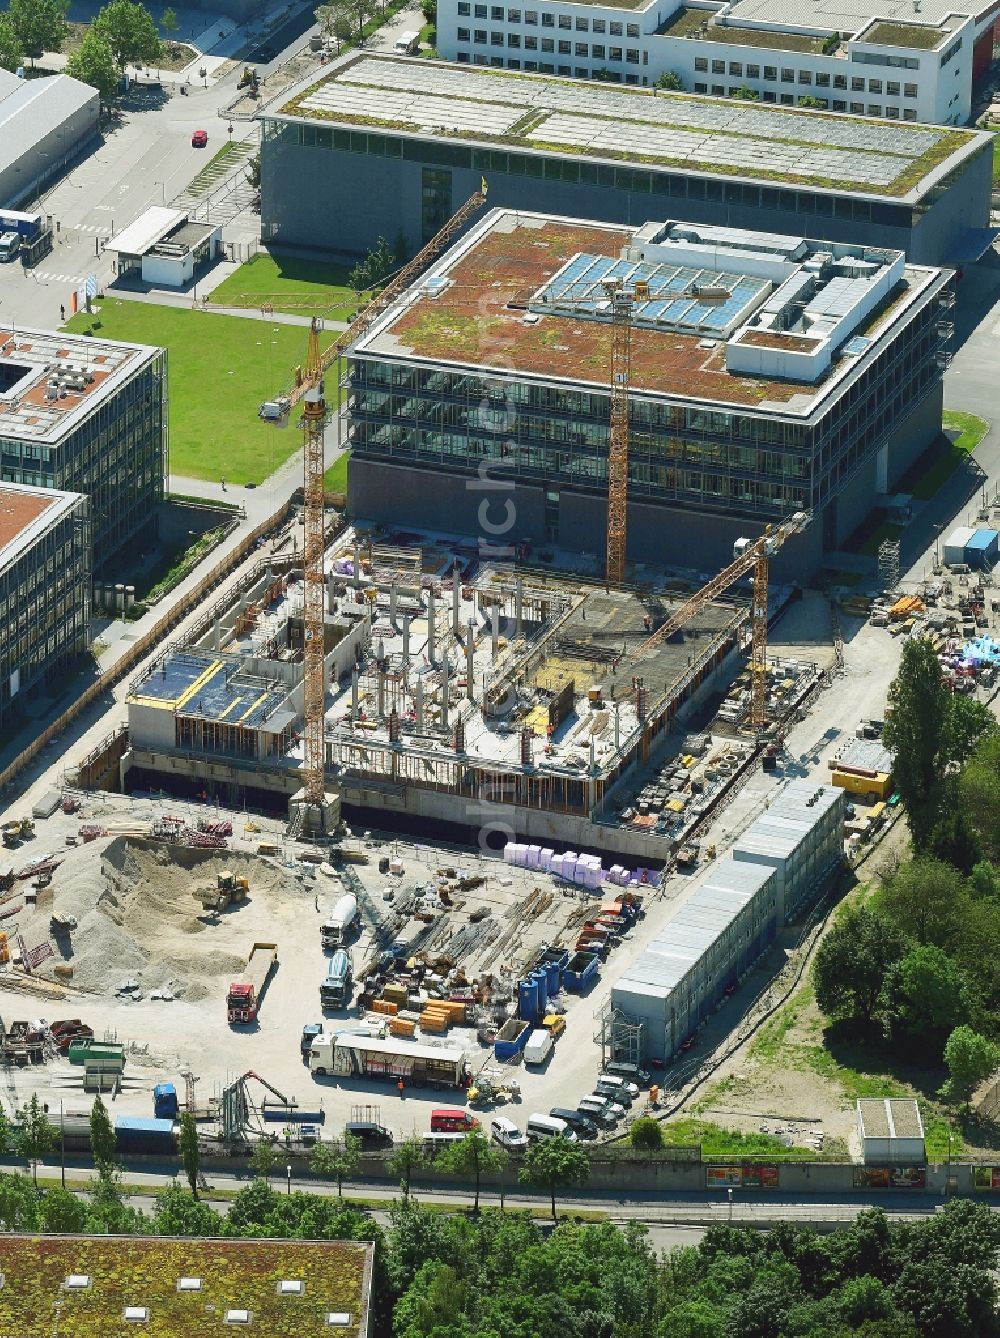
<box><xmin>638</xmin><ymin>511</ymin><xmax>810</xmax><ymax>730</ymax></box>
<box><xmin>296</xmin><ymin>183</ymin><xmax>490</xmax><ymax>822</ymax></box>
<box><xmin>604</xmin><ymin>277</ymin><xmax>648</xmax><ymax>586</ymax></box>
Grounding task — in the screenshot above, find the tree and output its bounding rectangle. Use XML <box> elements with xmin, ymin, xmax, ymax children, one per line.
<box><xmin>66</xmin><ymin>31</ymin><xmax>121</xmax><ymax>103</ymax></box>
<box><xmin>0</xmin><ymin>16</ymin><xmax>23</xmax><ymax>72</ymax></box>
<box><xmin>348</xmin><ymin>234</ymin><xmax>397</xmax><ymax>293</ymax></box>
<box><xmin>421</xmin><ymin>0</ymin><xmax>436</xmax><ymax>22</ymax></box>
<box><xmin>89</xmin><ymin>1095</ymin><xmax>117</xmax><ymax>1171</ymax></box>
<box><xmin>310</xmin><ymin>1132</ymin><xmax>361</xmax><ymax>1197</ymax></box>
<box><xmin>657</xmin><ymin>1300</ymin><xmax>725</xmax><ymax>1337</ymax></box>
<box><xmin>519</xmin><ymin>1135</ymin><xmax>589</xmax><ymax>1220</ymax></box>
<box><xmin>960</xmin><ymin>733</ymin><xmax>1000</xmax><ymax>863</ymax></box>
<box><xmin>813</xmin><ymin>904</ymin><xmax>908</xmax><ymax>1026</ymax></box>
<box><xmin>883</xmin><ymin>640</ymin><xmax>950</xmax><ymax>837</ymax></box>
<box><xmin>798</xmin><ymin>95</ymin><xmax>824</xmax><ymax>108</ymax></box>
<box><xmin>40</xmin><ymin>1187</ymin><xmax>89</xmax><ymax>1233</ymax></box>
<box><xmin>160</xmin><ymin>6</ymin><xmax>178</xmax><ymax>46</ymax></box>
<box><xmin>0</xmin><ymin>1106</ymin><xmax>13</xmax><ymax>1156</ymax></box>
<box><xmin>942</xmin><ymin>1025</ymin><xmax>999</xmax><ymax>1106</ymax></box>
<box><xmin>249</xmin><ymin>1138</ymin><xmax>280</xmax><ymax>1182</ymax></box>
<box><xmin>245</xmin><ymin>152</ymin><xmax>262</xmax><ymax>190</ymax></box>
<box><xmin>346</xmin><ymin>0</ymin><xmax>376</xmax><ymax>42</ymax></box>
<box><xmin>655</xmin><ymin>70</ymin><xmax>684</xmax><ymax>90</ymax></box>
<box><xmin>879</xmin><ymin>944</ymin><xmax>970</xmax><ymax>1048</ymax></box>
<box><xmin>874</xmin><ymin>857</ymin><xmax>965</xmax><ymax>950</ymax></box>
<box><xmin>925</xmin><ymin>800</ymin><xmax>983</xmax><ymax>876</ymax></box>
<box><xmin>153</xmin><ymin>1182</ymin><xmax>222</xmax><ymax>1236</ymax></box>
<box><xmin>179</xmin><ymin>1112</ymin><xmax>201</xmax><ymax>1198</ymax></box>
<box><xmin>434</xmin><ymin>1129</ymin><xmax>507</xmax><ymax>1215</ymax></box>
<box><xmin>87</xmin><ymin>1161</ymin><xmax>146</xmax><ymax>1234</ymax></box>
<box><xmin>630</xmin><ymin>1116</ymin><xmax>664</xmax><ymax>1151</ymax></box>
<box><xmin>730</xmin><ymin>85</ymin><xmax>759</xmax><ymax>100</ymax></box>
<box><xmin>0</xmin><ymin>1171</ymin><xmax>41</xmax><ymax>1231</ymax></box>
<box><xmin>387</xmin><ymin>1136</ymin><xmax>426</xmax><ymax>1202</ymax></box>
<box><xmin>92</xmin><ymin>0</ymin><xmax>162</xmax><ymax>70</ymax></box>
<box><xmin>6</xmin><ymin>0</ymin><xmax>68</xmax><ymax>65</ymax></box>
<box><xmin>16</xmin><ymin>1095</ymin><xmax>55</xmax><ymax>1185</ymax></box>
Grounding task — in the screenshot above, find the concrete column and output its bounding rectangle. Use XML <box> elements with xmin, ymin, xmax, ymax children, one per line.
<box><xmin>326</xmin><ymin>573</ymin><xmax>336</xmax><ymax>614</ymax></box>
<box><xmin>376</xmin><ymin>638</ymin><xmax>385</xmax><ymax>665</ymax></box>
<box><xmin>427</xmin><ymin>587</ymin><xmax>437</xmax><ymax>666</ymax></box>
<box><xmin>590</xmin><ymin>738</ymin><xmax>596</xmax><ymax>773</ymax></box>
<box><xmin>452</xmin><ymin>566</ymin><xmax>461</xmax><ymax>635</ymax></box>
<box><xmin>377</xmin><ymin>668</ymin><xmax>386</xmax><ymax>720</ymax></box>
<box><xmin>515</xmin><ymin>574</ymin><xmax>524</xmax><ymax>639</ymax></box>
<box><xmin>213</xmin><ymin>621</ymin><xmax>221</xmax><ymax>652</ymax></box>
<box><xmin>466</xmin><ymin>620</ymin><xmax>476</xmax><ymax>700</ymax></box>
<box><xmin>441</xmin><ymin>659</ymin><xmax>450</xmax><ymax>730</ymax></box>
<box><xmin>614</xmin><ymin>702</ymin><xmax>620</xmax><ymax>752</ymax></box>
<box><xmin>389</xmin><ymin>580</ymin><xmax>398</xmax><ymax>629</ymax></box>
<box><xmin>491</xmin><ymin>602</ymin><xmax>500</xmax><ymax>660</ymax></box>
<box><xmin>415</xmin><ymin>676</ymin><xmax>425</xmax><ymax>732</ymax></box>
<box><xmin>351</xmin><ymin>665</ymin><xmax>359</xmax><ymax>719</ymax></box>
<box><xmin>401</xmin><ymin>613</ymin><xmax>411</xmax><ymax>667</ymax></box>
<box><xmin>353</xmin><ymin>541</ymin><xmax>362</xmax><ymax>588</ymax></box>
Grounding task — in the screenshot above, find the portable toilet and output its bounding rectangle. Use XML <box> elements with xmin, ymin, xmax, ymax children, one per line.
<box><xmin>153</xmin><ymin>1082</ymin><xmax>178</xmax><ymax>1119</ymax></box>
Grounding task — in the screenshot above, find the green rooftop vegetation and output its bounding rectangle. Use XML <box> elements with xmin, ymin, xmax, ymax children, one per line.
<box><xmin>277</xmin><ymin>58</ymin><xmax>975</xmax><ymax>198</ymax></box>
<box><xmin>657</xmin><ymin>10</ymin><xmax>826</xmax><ymax>52</ymax></box>
<box><xmin>862</xmin><ymin>21</ymin><xmax>946</xmax><ymax>49</ymax></box>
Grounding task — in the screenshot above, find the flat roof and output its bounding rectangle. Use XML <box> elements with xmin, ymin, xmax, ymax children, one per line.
<box><xmin>858</xmin><ymin>1097</ymin><xmax>924</xmax><ymax>1140</ymax></box>
<box><xmin>272</xmin><ymin>53</ymin><xmax>985</xmax><ymax>200</ymax></box>
<box><xmin>0</xmin><ymin>1235</ymin><xmax>373</xmax><ymax>1338</ymax></box>
<box><xmin>0</xmin><ymin>325</ymin><xmax>159</xmax><ymax>444</ymax></box>
<box><xmin>724</xmin><ymin>0</ymin><xmax>988</xmax><ymax>37</ymax></box>
<box><xmin>353</xmin><ymin>209</ymin><xmax>942</xmax><ymax>414</ymax></box>
<box><xmin>0</xmin><ymin>73</ymin><xmax>98</xmax><ymax>186</ymax></box>
<box><xmin>104</xmin><ymin>206</ymin><xmax>187</xmax><ymax>257</ymax></box>
<box><xmin>130</xmin><ymin>650</ymin><xmax>287</xmax><ymax>727</ymax></box>
<box><xmin>0</xmin><ymin>481</ymin><xmax>83</xmax><ymax>575</ymax></box>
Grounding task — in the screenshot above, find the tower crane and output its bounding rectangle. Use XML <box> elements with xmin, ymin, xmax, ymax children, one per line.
<box><xmin>604</xmin><ymin>278</ymin><xmax>647</xmax><ymax>586</ymax></box>
<box><xmin>293</xmin><ymin>183</ymin><xmax>490</xmax><ymax>829</ymax></box>
<box><xmin>637</xmin><ymin>511</ymin><xmax>810</xmax><ymax>730</ymax></box>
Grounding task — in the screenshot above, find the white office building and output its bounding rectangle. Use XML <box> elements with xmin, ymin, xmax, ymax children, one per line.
<box><xmin>437</xmin><ymin>0</ymin><xmax>1000</xmax><ymax>125</ymax></box>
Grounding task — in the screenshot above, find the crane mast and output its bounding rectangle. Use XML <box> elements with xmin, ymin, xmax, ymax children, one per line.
<box><xmin>603</xmin><ymin>278</ymin><xmax>647</xmax><ymax>586</ymax></box>
<box><xmin>637</xmin><ymin>511</ymin><xmax>810</xmax><ymax>732</ymax></box>
<box><xmin>292</xmin><ymin>185</ymin><xmax>490</xmax><ymax>828</ymax></box>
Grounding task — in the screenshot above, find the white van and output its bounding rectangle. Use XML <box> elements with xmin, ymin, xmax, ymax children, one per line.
<box><xmin>393</xmin><ymin>29</ymin><xmax>420</xmax><ymax>54</ymax></box>
<box><xmin>490</xmin><ymin>1115</ymin><xmax>528</xmax><ymax>1149</ymax></box>
<box><xmin>526</xmin><ymin>1113</ymin><xmax>577</xmax><ymax>1142</ymax></box>
<box><xmin>523</xmin><ymin>1028</ymin><xmax>553</xmax><ymax>1066</ymax></box>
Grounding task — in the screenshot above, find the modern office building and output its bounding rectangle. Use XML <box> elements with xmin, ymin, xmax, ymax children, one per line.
<box><xmin>609</xmin><ymin>778</ymin><xmax>844</xmax><ymax>1063</ymax></box>
<box><xmin>344</xmin><ymin>207</ymin><xmax>953</xmax><ymax>574</ymax></box>
<box><xmin>0</xmin><ymin>325</ymin><xmax>166</xmax><ymax>569</ymax></box>
<box><xmin>0</xmin><ymin>70</ymin><xmax>100</xmax><ymax>208</ymax></box>
<box><xmin>0</xmin><ymin>482</ymin><xmax>90</xmax><ymax>731</ymax></box>
<box><xmin>260</xmin><ymin>54</ymin><xmax>993</xmax><ymax>265</ymax></box>
<box><xmin>436</xmin><ymin>0</ymin><xmax>1000</xmax><ymax>127</ymax></box>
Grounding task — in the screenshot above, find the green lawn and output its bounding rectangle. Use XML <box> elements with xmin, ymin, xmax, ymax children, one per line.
<box><xmin>324</xmin><ymin>450</ymin><xmax>350</xmax><ymax>493</ymax></box>
<box><xmin>659</xmin><ymin>1117</ymin><xmax>826</xmax><ymax>1160</ymax></box>
<box><xmin>65</xmin><ymin>299</ymin><xmax>337</xmax><ymax>484</ymax></box>
<box><xmin>208</xmin><ymin>251</ymin><xmax>367</xmax><ymax>321</ymax></box>
<box><xmin>905</xmin><ymin>409</ymin><xmax>989</xmax><ymax>501</ymax></box>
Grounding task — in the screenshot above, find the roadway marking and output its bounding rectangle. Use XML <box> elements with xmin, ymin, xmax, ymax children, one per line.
<box><xmin>34</xmin><ymin>272</ymin><xmax>90</xmax><ymax>285</ymax></box>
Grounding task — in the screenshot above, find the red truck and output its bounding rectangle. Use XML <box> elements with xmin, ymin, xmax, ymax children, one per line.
<box><xmin>227</xmin><ymin>942</ymin><xmax>278</xmax><ymax>1024</ymax></box>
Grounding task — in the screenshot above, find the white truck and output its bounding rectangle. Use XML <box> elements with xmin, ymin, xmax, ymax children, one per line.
<box><xmin>321</xmin><ymin>892</ymin><xmax>358</xmax><ymax>949</ymax></box>
<box><xmin>394</xmin><ymin>30</ymin><xmax>420</xmax><ymax>54</ymax></box>
<box><xmin>523</xmin><ymin>1028</ymin><xmax>554</xmax><ymax>1066</ymax></box>
<box><xmin>0</xmin><ymin>232</ymin><xmax>20</xmax><ymax>263</ymax></box>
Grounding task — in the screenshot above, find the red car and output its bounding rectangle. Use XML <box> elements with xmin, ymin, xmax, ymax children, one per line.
<box><xmin>191</xmin><ymin>129</ymin><xmax>208</xmax><ymax>147</ymax></box>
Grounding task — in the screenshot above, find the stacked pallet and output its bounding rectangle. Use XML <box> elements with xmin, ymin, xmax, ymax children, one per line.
<box><xmin>371</xmin><ymin>998</ymin><xmax>398</xmax><ymax>1017</ymax></box>
<box><xmin>390</xmin><ymin>1017</ymin><xmax>416</xmax><ymax>1038</ymax></box>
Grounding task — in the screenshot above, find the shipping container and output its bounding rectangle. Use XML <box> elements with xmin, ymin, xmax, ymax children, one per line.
<box><xmin>114</xmin><ymin>1116</ymin><xmax>176</xmax><ymax>1156</ymax></box>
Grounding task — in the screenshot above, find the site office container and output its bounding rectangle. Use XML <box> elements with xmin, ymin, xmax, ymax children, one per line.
<box><xmin>430</xmin><ymin>1107</ymin><xmax>480</xmax><ymax>1132</ymax></box>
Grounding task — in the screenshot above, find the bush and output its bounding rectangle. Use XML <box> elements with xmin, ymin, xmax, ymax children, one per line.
<box><xmin>630</xmin><ymin>1117</ymin><xmax>664</xmax><ymax>1151</ymax></box>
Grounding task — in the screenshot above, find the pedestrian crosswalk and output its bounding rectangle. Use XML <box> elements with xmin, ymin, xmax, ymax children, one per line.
<box><xmin>34</xmin><ymin>271</ymin><xmax>90</xmax><ymax>285</ymax></box>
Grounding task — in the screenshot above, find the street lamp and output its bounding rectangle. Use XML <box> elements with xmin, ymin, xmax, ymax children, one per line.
<box><xmin>727</xmin><ymin>1187</ymin><xmax>733</xmax><ymax>1223</ymax></box>
<box><xmin>286</xmin><ymin>1163</ymin><xmax>292</xmax><ymax>1195</ymax></box>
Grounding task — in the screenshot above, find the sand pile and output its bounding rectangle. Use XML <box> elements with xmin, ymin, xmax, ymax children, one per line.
<box><xmin>19</xmin><ymin>837</ymin><xmax>293</xmax><ymax>999</ymax></box>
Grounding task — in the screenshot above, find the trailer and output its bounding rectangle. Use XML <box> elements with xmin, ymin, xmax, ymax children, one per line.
<box><xmin>31</xmin><ymin>791</ymin><xmax>62</xmax><ymax>820</ymax></box>
<box><xmin>310</xmin><ymin>1033</ymin><xmax>468</xmax><ymax>1088</ymax></box>
<box><xmin>227</xmin><ymin>942</ymin><xmax>278</xmax><ymax>1023</ymax></box>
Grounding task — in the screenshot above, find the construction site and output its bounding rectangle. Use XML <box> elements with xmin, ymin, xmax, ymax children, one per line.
<box><xmin>0</xmin><ymin>183</ymin><xmax>925</xmax><ymax>1164</ymax></box>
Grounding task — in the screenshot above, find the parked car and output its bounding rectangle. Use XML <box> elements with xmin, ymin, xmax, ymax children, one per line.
<box><xmin>191</xmin><ymin>128</ymin><xmax>208</xmax><ymax>147</ymax></box>
<box><xmin>490</xmin><ymin>1116</ymin><xmax>527</xmax><ymax>1150</ymax></box>
<box><xmin>576</xmin><ymin>1098</ymin><xmax>616</xmax><ymax>1128</ymax></box>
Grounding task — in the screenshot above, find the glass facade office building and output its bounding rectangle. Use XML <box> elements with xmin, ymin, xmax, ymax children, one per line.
<box><xmin>0</xmin><ymin>485</ymin><xmax>90</xmax><ymax>732</ymax></box>
<box><xmin>0</xmin><ymin>348</ymin><xmax>166</xmax><ymax>570</ymax></box>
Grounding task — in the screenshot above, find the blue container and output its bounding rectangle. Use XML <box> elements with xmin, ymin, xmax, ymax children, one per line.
<box><xmin>544</xmin><ymin>959</ymin><xmax>561</xmax><ymax>994</ymax></box>
<box><xmin>518</xmin><ymin>976</ymin><xmax>539</xmax><ymax>1023</ymax></box>
<box><xmin>967</xmin><ymin>528</ymin><xmax>999</xmax><ymax>569</ymax></box>
<box><xmin>533</xmin><ymin>968</ymin><xmax>548</xmax><ymax>1016</ymax></box>
<box><xmin>115</xmin><ymin>1115</ymin><xmax>176</xmax><ymax>1156</ymax></box>
<box><xmin>153</xmin><ymin>1082</ymin><xmax>178</xmax><ymax>1119</ymax></box>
